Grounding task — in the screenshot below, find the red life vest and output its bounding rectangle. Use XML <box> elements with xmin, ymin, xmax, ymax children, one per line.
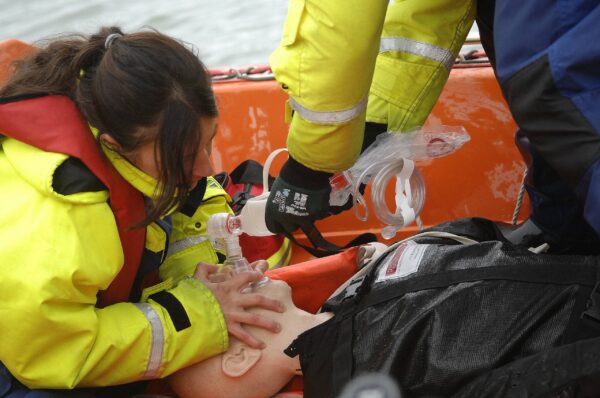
<box><xmin>0</xmin><ymin>94</ymin><xmax>146</xmax><ymax>307</ymax></box>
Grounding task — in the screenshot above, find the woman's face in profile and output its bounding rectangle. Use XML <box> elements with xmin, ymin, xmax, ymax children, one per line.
<box><xmin>127</xmin><ymin>116</ymin><xmax>217</xmax><ymax>189</ymax></box>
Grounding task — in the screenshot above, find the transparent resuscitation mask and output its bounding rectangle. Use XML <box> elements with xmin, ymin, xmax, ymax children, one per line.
<box><xmin>329</xmin><ymin>126</ymin><xmax>469</xmax><ymax>239</ymax></box>
<box><xmin>207</xmin><ymin>148</ymin><xmax>289</xmax><ymax>287</ymax></box>
<box><xmin>206</xmin><ymin>212</ymin><xmax>270</xmax><ymax>289</ymax></box>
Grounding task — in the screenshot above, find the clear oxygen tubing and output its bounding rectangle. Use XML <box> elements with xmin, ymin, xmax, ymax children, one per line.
<box><xmin>262</xmin><ymin>146</ymin><xmax>425</xmax><ymax>240</ymax></box>
<box><xmin>331</xmin><ymin>127</ymin><xmax>470</xmax><ymax>239</ymax></box>
<box><xmin>351</xmin><ymin>157</ymin><xmax>426</xmax><ymax>240</ymax></box>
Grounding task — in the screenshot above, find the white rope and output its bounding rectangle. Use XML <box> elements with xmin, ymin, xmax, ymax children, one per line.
<box><xmin>511</xmin><ymin>167</ymin><xmax>528</xmax><ymax>225</ymax></box>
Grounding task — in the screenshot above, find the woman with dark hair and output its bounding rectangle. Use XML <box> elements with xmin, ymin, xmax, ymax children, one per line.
<box><xmin>0</xmin><ymin>26</ymin><xmax>283</xmax><ymax>396</ymax></box>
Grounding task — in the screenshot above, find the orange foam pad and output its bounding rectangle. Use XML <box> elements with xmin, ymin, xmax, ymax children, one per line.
<box><xmin>265</xmin><ymin>247</ymin><xmax>359</xmax><ymax>314</ymax></box>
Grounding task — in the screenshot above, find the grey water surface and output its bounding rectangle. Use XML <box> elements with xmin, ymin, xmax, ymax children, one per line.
<box><xmin>0</xmin><ymin>0</ymin><xmax>288</xmax><ymax>68</ymax></box>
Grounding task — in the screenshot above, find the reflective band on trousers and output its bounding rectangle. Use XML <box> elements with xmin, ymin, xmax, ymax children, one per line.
<box><xmin>380</xmin><ymin>37</ymin><xmax>455</xmax><ymax>71</ymax></box>
<box><xmin>289</xmin><ymin>96</ymin><xmax>367</xmax><ymax>125</ymax></box>
<box><xmin>134</xmin><ymin>303</ymin><xmax>164</xmax><ymax>379</ymax></box>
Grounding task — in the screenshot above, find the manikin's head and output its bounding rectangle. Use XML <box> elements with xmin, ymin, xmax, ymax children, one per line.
<box><xmin>169</xmin><ymin>279</ymin><xmax>332</xmax><ymax>398</ymax></box>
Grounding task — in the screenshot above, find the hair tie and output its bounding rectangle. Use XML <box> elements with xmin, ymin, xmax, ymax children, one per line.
<box><xmin>104</xmin><ymin>33</ymin><xmax>122</xmax><ymax>49</ymax></box>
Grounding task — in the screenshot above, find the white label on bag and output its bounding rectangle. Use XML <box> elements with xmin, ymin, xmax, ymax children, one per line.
<box><xmin>376</xmin><ymin>241</ymin><xmax>428</xmax><ymax>283</ymax></box>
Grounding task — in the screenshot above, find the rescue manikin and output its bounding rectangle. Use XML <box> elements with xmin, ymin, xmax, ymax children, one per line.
<box><xmin>169</xmin><ymin>277</ymin><xmax>332</xmax><ymax>398</ymax></box>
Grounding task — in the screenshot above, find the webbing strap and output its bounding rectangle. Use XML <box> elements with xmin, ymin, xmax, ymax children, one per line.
<box><xmin>229</xmin><ymin>159</ymin><xmax>266</xmax><ymax>185</ymax></box>
<box><xmin>358</xmin><ymin>263</ymin><xmax>600</xmax><ymax>312</ymax></box>
<box><xmin>582</xmin><ymin>267</ymin><xmax>600</xmax><ymax>326</ymax></box>
<box><xmin>179</xmin><ymin>178</ymin><xmax>208</xmax><ymax>217</ymax></box>
<box><xmin>284</xmin><ymin>222</ymin><xmax>377</xmax><ymax>258</ymax></box>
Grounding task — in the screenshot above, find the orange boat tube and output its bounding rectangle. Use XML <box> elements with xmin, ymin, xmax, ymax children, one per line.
<box><xmin>209</xmin><ymin>62</ymin><xmax>527</xmax><ymax>262</ymax></box>
<box><xmin>0</xmin><ymin>39</ymin><xmax>528</xmax><ymax>263</ymax></box>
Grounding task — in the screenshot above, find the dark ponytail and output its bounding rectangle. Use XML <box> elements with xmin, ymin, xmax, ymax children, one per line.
<box><xmin>1</xmin><ymin>26</ymin><xmax>218</xmax><ymax>227</ymax></box>
<box><xmin>0</xmin><ymin>27</ymin><xmax>121</xmax><ymax>98</ymax></box>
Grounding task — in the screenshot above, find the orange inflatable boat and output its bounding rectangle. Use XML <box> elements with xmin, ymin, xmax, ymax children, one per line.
<box><xmin>207</xmin><ymin>49</ymin><xmax>527</xmax><ymax>263</ymax></box>
<box><xmin>0</xmin><ymin>38</ymin><xmax>528</xmax><ymax>264</ymax></box>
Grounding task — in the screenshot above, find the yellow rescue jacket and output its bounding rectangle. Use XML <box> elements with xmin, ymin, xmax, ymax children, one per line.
<box><xmin>270</xmin><ymin>0</ymin><xmax>476</xmax><ymax>173</ymax></box>
<box><xmin>0</xmin><ymin>96</ymin><xmax>231</xmax><ymax>388</ymax></box>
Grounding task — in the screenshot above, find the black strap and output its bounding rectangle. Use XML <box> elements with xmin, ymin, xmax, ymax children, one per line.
<box><xmin>230</xmin><ymin>159</ymin><xmax>269</xmax><ymax>186</ymax></box>
<box><xmin>230</xmin><ymin>183</ymin><xmax>254</xmax><ymax>214</ymax></box>
<box><xmin>582</xmin><ymin>266</ymin><xmax>600</xmax><ymax>326</ymax></box>
<box><xmin>358</xmin><ymin>263</ymin><xmax>600</xmax><ymax>312</ymax></box>
<box><xmin>179</xmin><ymin>177</ymin><xmax>208</xmax><ymax>217</ymax></box>
<box><xmin>147</xmin><ymin>291</ymin><xmax>191</xmax><ymax>332</ymax></box>
<box><xmin>227</xmin><ymin>160</ymin><xmax>276</xmax><ymax>214</ymax></box>
<box><xmin>562</xmin><ymin>280</ymin><xmax>596</xmax><ymax>344</ymax></box>
<box><xmin>284</xmin><ymin>336</ymin><xmax>301</xmax><ymax>358</ymax></box>
<box><xmin>129</xmin><ymin>216</ymin><xmax>172</xmax><ymax>302</ymax></box>
<box><xmin>212</xmin><ymin>171</ymin><xmax>229</xmax><ymax>187</ymax></box>
<box><xmin>283</xmin><ymin>222</ymin><xmax>377</xmax><ymax>258</ymax></box>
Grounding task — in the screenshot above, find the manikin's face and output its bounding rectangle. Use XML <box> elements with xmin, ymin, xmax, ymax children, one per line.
<box><xmin>170</xmin><ymin>279</ymin><xmax>333</xmax><ymax>398</ymax></box>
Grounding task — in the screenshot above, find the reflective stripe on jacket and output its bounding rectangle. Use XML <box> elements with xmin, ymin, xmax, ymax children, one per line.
<box><xmin>270</xmin><ymin>0</ymin><xmax>475</xmax><ymax>173</ymax></box>
<box><xmin>0</xmin><ymin>96</ymin><xmax>229</xmax><ymax>388</ymax></box>
<box><xmin>160</xmin><ymin>176</ymin><xmax>233</xmax><ymax>281</ymax></box>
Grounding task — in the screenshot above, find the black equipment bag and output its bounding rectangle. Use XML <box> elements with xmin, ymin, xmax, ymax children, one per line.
<box><xmin>293</xmin><ymin>218</ymin><xmax>600</xmax><ymax>398</ymax></box>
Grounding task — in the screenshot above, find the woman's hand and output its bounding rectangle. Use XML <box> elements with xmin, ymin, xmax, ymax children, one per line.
<box><xmin>194</xmin><ymin>263</ymin><xmax>284</xmax><ymax>349</ymax></box>
<box><xmin>251</xmin><ymin>259</ymin><xmax>269</xmax><ymax>274</ymax></box>
<box><xmin>206</xmin><ymin>259</ymin><xmax>268</xmax><ymax>283</ymax></box>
